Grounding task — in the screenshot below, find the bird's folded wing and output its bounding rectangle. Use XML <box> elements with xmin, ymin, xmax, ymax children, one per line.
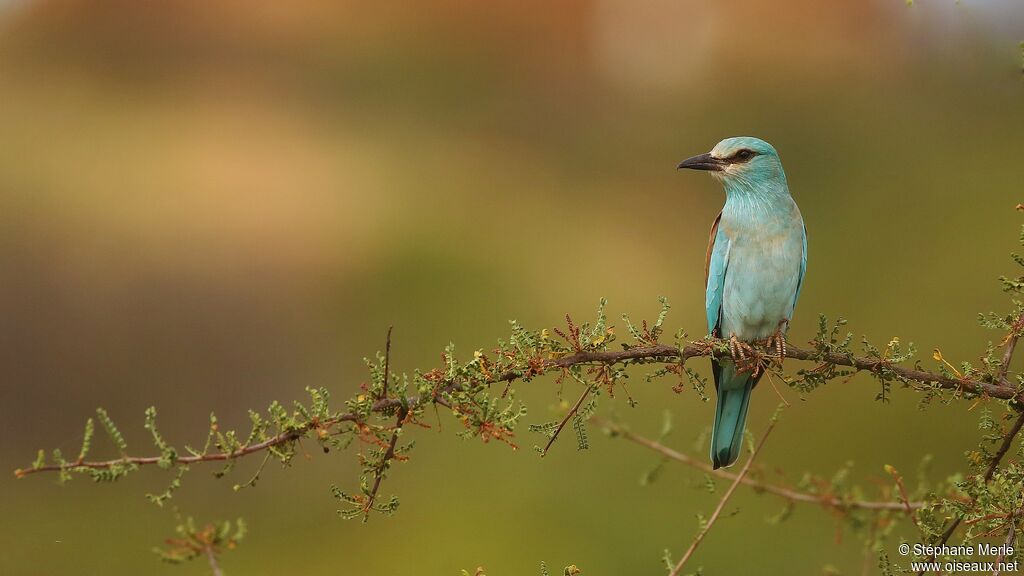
<box><xmin>705</xmin><ymin>214</ymin><xmax>730</xmax><ymax>337</ymax></box>
<box><xmin>792</xmin><ymin>223</ymin><xmax>807</xmax><ymax>312</ymax></box>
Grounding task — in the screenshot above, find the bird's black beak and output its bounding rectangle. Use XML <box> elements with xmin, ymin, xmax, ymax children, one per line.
<box><xmin>677</xmin><ymin>152</ymin><xmax>724</xmax><ymax>172</ymax></box>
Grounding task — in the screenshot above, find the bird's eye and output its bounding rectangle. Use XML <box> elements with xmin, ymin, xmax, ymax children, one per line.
<box><xmin>733</xmin><ymin>149</ymin><xmax>754</xmax><ymax>161</ymax></box>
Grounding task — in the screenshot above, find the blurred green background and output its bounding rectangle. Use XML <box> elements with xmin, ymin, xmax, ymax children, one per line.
<box><xmin>1</xmin><ymin>1</ymin><xmax>1023</xmax><ymax>574</ymax></box>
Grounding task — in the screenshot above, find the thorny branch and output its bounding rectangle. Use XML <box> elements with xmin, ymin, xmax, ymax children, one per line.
<box><xmin>16</xmin><ymin>339</ymin><xmax>1023</xmax><ymax>479</ymax></box>
<box><xmin>915</xmin><ymin>409</ymin><xmax>1024</xmax><ymax>575</ymax></box>
<box><xmin>916</xmin><ymin>310</ymin><xmax>1024</xmax><ymax>575</ymax></box>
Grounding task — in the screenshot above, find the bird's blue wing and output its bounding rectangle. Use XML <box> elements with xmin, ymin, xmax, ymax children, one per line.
<box><xmin>792</xmin><ymin>223</ymin><xmax>807</xmax><ymax>309</ymax></box>
<box><xmin>705</xmin><ymin>214</ymin><xmax>730</xmax><ymax>336</ymax></box>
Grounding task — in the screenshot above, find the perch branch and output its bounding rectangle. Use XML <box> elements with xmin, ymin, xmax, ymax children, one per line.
<box><xmin>16</xmin><ymin>339</ymin><xmax>1020</xmax><ymax>478</ymax></box>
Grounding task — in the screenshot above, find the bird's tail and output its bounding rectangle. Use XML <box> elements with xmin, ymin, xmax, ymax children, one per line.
<box><xmin>710</xmin><ymin>361</ymin><xmax>756</xmax><ymax>469</ymax></box>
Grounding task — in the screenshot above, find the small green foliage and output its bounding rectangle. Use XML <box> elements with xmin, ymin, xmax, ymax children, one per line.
<box><xmin>529</xmin><ymin>421</ymin><xmax>560</xmax><ymax>439</ymax></box>
<box><xmin>999</xmin><ymin>223</ymin><xmax>1024</xmax><ymax>292</ymax></box>
<box><xmin>863</xmin><ymin>336</ymin><xmax>917</xmax><ymax>403</ymax></box>
<box><xmin>639</xmin><ymin>458</ymin><xmax>667</xmax><ymax>487</ymax></box>
<box><xmin>788</xmin><ymin>316</ymin><xmax>855</xmax><ymax>394</ymax></box>
<box><xmin>640</xmin><ymin>411</ymin><xmax>675</xmax><ymax>487</ymax></box>
<box><xmin>878</xmin><ymin>551</ymin><xmax>897</xmax><ymax>576</ymax></box>
<box><xmin>622</xmin><ymin>296</ymin><xmax>670</xmax><ymax>346</ymax></box>
<box><xmin>155</xmin><ymin>515</ymin><xmax>246</xmax><ymax>567</ymax></box>
<box><xmin>764</xmin><ymin>500</ymin><xmax>794</xmax><ymax>525</ymax></box>
<box><xmin>572</xmin><ymin>413</ymin><xmax>589</xmax><ymax>451</ymax></box>
<box><xmin>331</xmin><ymin>483</ymin><xmax>400</xmax><ymax>521</ymax></box>
<box><xmin>539</xmin><ymin>563</ymin><xmax>581</xmax><ymax>576</ymax></box>
<box><xmin>96</xmin><ymin>407</ymin><xmax>128</xmax><ymax>456</ymax></box>
<box><xmin>573</xmin><ymin>397</ymin><xmax>598</xmax><ymax>451</ymax></box>
<box><xmin>147</xmin><ymin>465</ymin><xmax>188</xmax><ymax>508</ymax></box>
<box><xmin>77</xmin><ymin>418</ymin><xmax>94</xmax><ymax>462</ymax></box>
<box><xmin>144</xmin><ymin>407</ymin><xmax>177</xmax><ymax>469</ymax></box>
<box><xmin>32</xmin><ymin>449</ymin><xmax>45</xmax><ymax>470</ymax></box>
<box><xmin>701</xmin><ymin>474</ymin><xmax>716</xmax><ymax>494</ymax></box>
<box><xmin>695</xmin><ymin>511</ymin><xmax>709</xmax><ymax>532</ymax></box>
<box><xmin>51</xmin><ymin>449</ymin><xmax>70</xmax><ymax>484</ymax></box>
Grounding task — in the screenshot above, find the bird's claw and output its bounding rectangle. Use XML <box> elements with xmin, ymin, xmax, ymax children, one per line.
<box><xmin>728</xmin><ymin>334</ymin><xmax>761</xmax><ymax>376</ymax></box>
<box><xmin>764</xmin><ymin>319</ymin><xmax>789</xmax><ymax>365</ymax></box>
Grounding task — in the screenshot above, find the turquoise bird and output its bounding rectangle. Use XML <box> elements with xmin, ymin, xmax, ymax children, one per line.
<box><xmin>678</xmin><ymin>137</ymin><xmax>806</xmax><ymax>469</ymax></box>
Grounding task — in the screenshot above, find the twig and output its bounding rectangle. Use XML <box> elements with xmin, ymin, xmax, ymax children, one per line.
<box><xmin>862</xmin><ymin>521</ymin><xmax>879</xmax><ymax>576</ymax></box>
<box><xmin>889</xmin><ymin>466</ymin><xmax>922</xmax><ymax>528</ymax></box>
<box><xmin>593</xmin><ymin>417</ymin><xmax>921</xmax><ymax>512</ymax></box>
<box><xmin>986</xmin><ymin>412</ymin><xmax>1024</xmax><ymax>483</ymax></box>
<box><xmin>363</xmin><ymin>409</ymin><xmax>406</xmax><ymax>520</ymax></box>
<box><xmin>204</xmin><ymin>545</ymin><xmax>223</xmax><ymax>576</ymax></box>
<box><xmin>668</xmin><ymin>417</ymin><xmax>778</xmax><ymax>576</ymax></box>
<box><xmin>540</xmin><ymin>385</ymin><xmax>592</xmax><ymax>457</ymax></box>
<box><xmin>359</xmin><ymin>324</ymin><xmax>401</xmax><ymax>519</ymax></box>
<box><xmin>997</xmin><ymin>312</ymin><xmax>1024</xmax><ymax>386</ymax></box>
<box><xmin>764</xmin><ymin>371</ymin><xmax>791</xmax><ymax>407</ymax></box>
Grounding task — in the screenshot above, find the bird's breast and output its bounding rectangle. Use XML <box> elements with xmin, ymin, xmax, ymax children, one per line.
<box><xmin>718</xmin><ymin>201</ymin><xmax>804</xmax><ymax>341</ymax></box>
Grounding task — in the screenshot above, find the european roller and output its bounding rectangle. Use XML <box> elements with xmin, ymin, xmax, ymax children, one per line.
<box><xmin>677</xmin><ymin>137</ymin><xmax>806</xmax><ymax>469</ymax></box>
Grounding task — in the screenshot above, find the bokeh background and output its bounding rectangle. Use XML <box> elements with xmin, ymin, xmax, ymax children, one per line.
<box><xmin>2</xmin><ymin>1</ymin><xmax>1023</xmax><ymax>574</ymax></box>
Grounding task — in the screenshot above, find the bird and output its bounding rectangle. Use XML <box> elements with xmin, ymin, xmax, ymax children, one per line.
<box><xmin>677</xmin><ymin>137</ymin><xmax>806</xmax><ymax>469</ymax></box>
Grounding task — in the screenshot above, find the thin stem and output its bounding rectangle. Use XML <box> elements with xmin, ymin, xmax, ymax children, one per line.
<box><xmin>594</xmin><ymin>417</ymin><xmax>920</xmax><ymax>512</ymax></box>
<box><xmin>669</xmin><ymin>417</ymin><xmax>778</xmax><ymax>576</ymax></box>
<box><xmin>986</xmin><ymin>412</ymin><xmax>1024</xmax><ymax>483</ymax></box>
<box><xmin>540</xmin><ymin>384</ymin><xmax>591</xmax><ymax>457</ymax></box>
<box><xmin>204</xmin><ymin>546</ymin><xmax>223</xmax><ymax>576</ymax></box>
<box><xmin>363</xmin><ymin>409</ymin><xmax>406</xmax><ymax>520</ymax></box>
<box><xmin>997</xmin><ymin>313</ymin><xmax>1024</xmax><ymax>385</ymax></box>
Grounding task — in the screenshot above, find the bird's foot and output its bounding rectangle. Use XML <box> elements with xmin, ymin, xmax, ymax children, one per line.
<box><xmin>728</xmin><ymin>334</ymin><xmax>762</xmax><ymax>376</ymax></box>
<box><xmin>764</xmin><ymin>320</ymin><xmax>789</xmax><ymax>365</ymax></box>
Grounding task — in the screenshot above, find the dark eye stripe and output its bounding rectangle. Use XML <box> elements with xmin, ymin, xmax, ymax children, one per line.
<box><xmin>730</xmin><ymin>149</ymin><xmax>755</xmax><ymax>162</ymax></box>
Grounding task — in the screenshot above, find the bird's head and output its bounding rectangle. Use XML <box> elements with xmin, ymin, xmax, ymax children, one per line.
<box><xmin>677</xmin><ymin>137</ymin><xmax>787</xmax><ymax>192</ymax></box>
